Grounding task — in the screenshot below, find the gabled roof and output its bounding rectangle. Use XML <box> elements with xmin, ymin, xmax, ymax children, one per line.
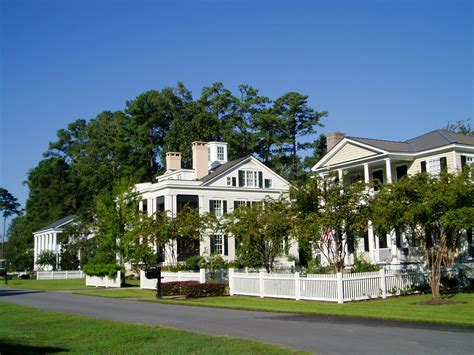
<box><xmin>34</xmin><ymin>215</ymin><xmax>77</xmax><ymax>234</ymax></box>
<box><xmin>200</xmin><ymin>156</ymin><xmax>250</xmax><ymax>183</ymax></box>
<box><xmin>350</xmin><ymin>130</ymin><xmax>474</xmax><ymax>153</ymax></box>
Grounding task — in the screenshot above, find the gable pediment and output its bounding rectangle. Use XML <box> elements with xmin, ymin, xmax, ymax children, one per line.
<box><xmin>321</xmin><ymin>142</ymin><xmax>379</xmax><ymax>167</ymax></box>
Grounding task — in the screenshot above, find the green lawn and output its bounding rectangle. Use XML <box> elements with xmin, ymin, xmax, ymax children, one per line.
<box><xmin>73</xmin><ymin>288</ymin><xmax>474</xmax><ymax>327</ymax></box>
<box><xmin>0</xmin><ymin>277</ymin><xmax>140</xmax><ymax>291</ymax></box>
<box><xmin>0</xmin><ymin>301</ymin><xmax>305</xmax><ymax>354</ymax></box>
<box><xmin>0</xmin><ymin>278</ymin><xmax>91</xmax><ymax>290</ymax></box>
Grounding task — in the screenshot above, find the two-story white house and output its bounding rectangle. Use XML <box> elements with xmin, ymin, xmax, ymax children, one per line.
<box><xmin>134</xmin><ymin>141</ymin><xmax>298</xmax><ymax>266</ymax></box>
<box><xmin>312</xmin><ymin>130</ymin><xmax>474</xmax><ymax>266</ymax></box>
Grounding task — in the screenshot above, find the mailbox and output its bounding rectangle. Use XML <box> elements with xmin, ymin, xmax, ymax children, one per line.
<box><xmin>145</xmin><ymin>267</ymin><xmax>161</xmax><ymax>279</ymax></box>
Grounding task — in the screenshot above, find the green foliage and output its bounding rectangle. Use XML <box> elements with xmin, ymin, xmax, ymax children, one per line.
<box><xmin>225</xmin><ymin>198</ymin><xmax>292</xmax><ymax>273</ymax></box>
<box><xmin>370</xmin><ymin>169</ymin><xmax>474</xmax><ymax>301</ymax></box>
<box><xmin>304</xmin><ymin>259</ymin><xmax>332</xmax><ymax>274</ymax></box>
<box><xmin>445</xmin><ymin>118</ymin><xmax>473</xmax><ymax>135</ymax></box>
<box><xmin>161</xmin><ymin>281</ymin><xmax>227</xmax><ymax>298</ymax></box>
<box><xmin>82</xmin><ymin>264</ymin><xmax>122</xmax><ymax>279</ymax></box>
<box><xmin>36</xmin><ymin>250</ymin><xmax>57</xmax><ymax>270</ymax></box>
<box><xmin>351</xmin><ymin>258</ymin><xmax>380</xmax><ymax>273</ymax></box>
<box><xmin>184</xmin><ymin>255</ymin><xmax>206</xmax><ymax>271</ymax></box>
<box><xmin>5</xmin><ymin>216</ymin><xmax>33</xmax><ymax>271</ymax></box>
<box><xmin>291</xmin><ymin>176</ymin><xmax>370</xmax><ymax>272</ymax></box>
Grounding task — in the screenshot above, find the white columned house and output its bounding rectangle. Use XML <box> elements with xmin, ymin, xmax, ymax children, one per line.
<box><xmin>33</xmin><ymin>215</ymin><xmax>77</xmax><ymax>270</ymax></box>
<box><xmin>134</xmin><ymin>141</ymin><xmax>298</xmax><ymax>267</ymax></box>
<box><xmin>312</xmin><ymin>130</ymin><xmax>474</xmax><ymax>267</ymax></box>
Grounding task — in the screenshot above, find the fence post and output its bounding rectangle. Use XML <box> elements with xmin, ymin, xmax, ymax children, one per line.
<box><xmin>229</xmin><ymin>268</ymin><xmax>234</xmax><ymax>296</ymax></box>
<box><xmin>380</xmin><ymin>268</ymin><xmax>387</xmax><ymax>299</ymax></box>
<box><xmin>337</xmin><ymin>272</ymin><xmax>343</xmax><ymax>304</ymax></box>
<box><xmin>37</xmin><ymin>272</ymin><xmax>40</xmax><ymax>280</ymax></box>
<box><xmin>199</xmin><ymin>268</ymin><xmax>206</xmax><ymax>283</ymax></box>
<box><xmin>65</xmin><ymin>271</ymin><xmax>69</xmax><ymax>280</ymax></box>
<box><xmin>259</xmin><ymin>271</ymin><xmax>265</xmax><ymax>298</ymax></box>
<box><xmin>295</xmin><ymin>272</ymin><xmax>300</xmax><ymax>301</ymax></box>
<box><xmin>51</xmin><ymin>271</ymin><xmax>54</xmax><ymax>280</ymax></box>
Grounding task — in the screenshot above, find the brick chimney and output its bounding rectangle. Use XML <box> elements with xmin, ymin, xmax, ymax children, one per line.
<box><xmin>326</xmin><ymin>132</ymin><xmax>346</xmax><ymax>152</ymax></box>
<box><xmin>192</xmin><ymin>141</ymin><xmax>209</xmax><ymax>179</ymax></box>
<box><xmin>166</xmin><ymin>152</ymin><xmax>182</xmax><ymax>171</ymax></box>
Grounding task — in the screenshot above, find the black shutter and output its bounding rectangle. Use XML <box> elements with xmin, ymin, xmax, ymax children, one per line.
<box><xmin>209</xmin><ymin>200</ymin><xmax>215</xmax><ymax>215</ymax></box>
<box><xmin>461</xmin><ymin>155</ymin><xmax>467</xmax><ymax>171</ymax></box>
<box><xmin>210</xmin><ymin>236</ymin><xmax>216</xmax><ymax>254</ymax></box>
<box><xmin>223</xmin><ymin>200</ymin><xmax>227</xmax><ymax>214</ymax></box>
<box><xmin>238</xmin><ymin>170</ymin><xmax>245</xmax><ymax>187</ymax></box>
<box><xmin>420</xmin><ymin>161</ymin><xmax>427</xmax><ymax>173</ymax></box>
<box><xmin>258</xmin><ymin>171</ymin><xmax>263</xmax><ymax>188</ymax></box>
<box><xmin>440</xmin><ymin>157</ymin><xmax>447</xmax><ymax>172</ymax></box>
<box><xmin>224</xmin><ymin>235</ymin><xmax>228</xmax><ymax>256</ymax></box>
<box><xmin>467</xmin><ymin>228</ymin><xmax>473</xmax><ymax>244</ymax></box>
<box><xmin>233</xmin><ymin>201</ymin><xmax>239</xmax><ymax>210</ymax></box>
<box><xmin>347</xmin><ymin>232</ymin><xmax>355</xmax><ymax>253</ymax></box>
<box><xmin>232</xmin><ymin>177</ymin><xmax>237</xmax><ymax>186</ymax></box>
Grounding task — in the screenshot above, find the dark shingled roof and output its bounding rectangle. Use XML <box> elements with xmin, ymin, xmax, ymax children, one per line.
<box><xmin>34</xmin><ymin>215</ymin><xmax>77</xmax><ymax>233</ymax></box>
<box><xmin>200</xmin><ymin>156</ymin><xmax>250</xmax><ymax>183</ymax></box>
<box><xmin>348</xmin><ymin>130</ymin><xmax>474</xmax><ymax>153</ymax></box>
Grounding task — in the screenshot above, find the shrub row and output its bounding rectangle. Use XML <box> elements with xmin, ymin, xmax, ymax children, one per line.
<box><xmin>83</xmin><ymin>264</ymin><xmax>123</xmax><ymax>279</ymax></box>
<box><xmin>161</xmin><ymin>281</ymin><xmax>226</xmax><ymax>298</ymax></box>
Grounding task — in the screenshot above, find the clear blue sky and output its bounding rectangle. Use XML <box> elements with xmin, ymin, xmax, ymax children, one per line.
<box><xmin>1</xmin><ymin>0</ymin><xmax>472</xmax><ymax>211</ymax></box>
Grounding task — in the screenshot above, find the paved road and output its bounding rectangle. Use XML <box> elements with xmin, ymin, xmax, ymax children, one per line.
<box><xmin>1</xmin><ymin>288</ymin><xmax>472</xmax><ymax>354</ymax></box>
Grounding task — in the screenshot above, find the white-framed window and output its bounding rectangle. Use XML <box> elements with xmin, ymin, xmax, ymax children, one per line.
<box><xmin>217</xmin><ymin>146</ymin><xmax>225</xmax><ymax>160</ymax></box>
<box><xmin>466</xmin><ymin>156</ymin><xmax>474</xmax><ymax>166</ymax></box>
<box><xmin>227</xmin><ymin>177</ymin><xmax>232</xmax><ymax>186</ymax></box>
<box><xmin>214</xmin><ymin>200</ymin><xmax>223</xmax><ymax>217</ymax></box>
<box><xmin>214</xmin><ymin>234</ymin><xmax>223</xmax><ymax>255</ymax></box>
<box><xmin>428</xmin><ymin>158</ymin><xmax>441</xmax><ymax>176</ymax></box>
<box><xmin>245</xmin><ymin>170</ymin><xmax>258</xmax><ymax>187</ymax></box>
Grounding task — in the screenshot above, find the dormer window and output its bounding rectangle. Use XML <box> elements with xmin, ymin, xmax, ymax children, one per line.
<box><xmin>217</xmin><ymin>146</ymin><xmax>225</xmax><ymax>160</ymax></box>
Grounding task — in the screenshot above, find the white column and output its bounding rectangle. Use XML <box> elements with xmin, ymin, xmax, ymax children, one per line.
<box><xmin>385</xmin><ymin>158</ymin><xmax>392</xmax><ymax>184</ymax></box>
<box><xmin>453</xmin><ymin>151</ymin><xmax>458</xmax><ymax>172</ymax></box>
<box><xmin>390</xmin><ymin>230</ymin><xmax>399</xmax><ymax>265</ymax></box>
<box><xmin>34</xmin><ymin>236</ymin><xmax>38</xmax><ymax>269</ymax></box>
<box><xmin>338</xmin><ymin>169</ymin><xmax>343</xmax><ymax>183</ymax></box>
<box><xmin>368</xmin><ymin>221</ymin><xmax>376</xmax><ymax>264</ymax></box>
<box><xmin>364</xmin><ymin>163</ymin><xmax>370</xmax><ymax>192</ymax></box>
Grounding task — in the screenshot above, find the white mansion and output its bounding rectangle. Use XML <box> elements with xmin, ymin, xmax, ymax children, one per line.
<box><xmin>134</xmin><ymin>141</ymin><xmax>297</xmax><ymax>265</ymax></box>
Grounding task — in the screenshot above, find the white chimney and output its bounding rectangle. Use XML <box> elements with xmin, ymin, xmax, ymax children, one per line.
<box><xmin>192</xmin><ymin>141</ymin><xmax>209</xmax><ymax>179</ymax></box>
<box><xmin>166</xmin><ymin>152</ymin><xmax>182</xmax><ymax>171</ymax></box>
<box><xmin>326</xmin><ymin>132</ymin><xmax>346</xmax><ymax>152</ymax></box>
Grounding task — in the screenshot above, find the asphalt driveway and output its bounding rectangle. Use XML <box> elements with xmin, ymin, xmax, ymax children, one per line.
<box><xmin>0</xmin><ymin>288</ymin><xmax>472</xmax><ymax>354</ymax></box>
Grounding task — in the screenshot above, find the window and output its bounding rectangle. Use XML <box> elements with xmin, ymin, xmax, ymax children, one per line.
<box><xmin>264</xmin><ymin>179</ymin><xmax>272</xmax><ymax>188</ymax></box>
<box><xmin>233</xmin><ymin>200</ymin><xmax>250</xmax><ymax>210</ymax></box>
<box><xmin>210</xmin><ymin>234</ymin><xmax>228</xmax><ymax>256</ymax></box>
<box><xmin>209</xmin><ymin>199</ymin><xmax>227</xmax><ymax>217</ymax></box>
<box><xmin>227</xmin><ymin>177</ymin><xmax>237</xmax><ymax>186</ymax></box>
<box><xmin>396</xmin><ymin>165</ymin><xmax>408</xmax><ymax>181</ymax></box>
<box><xmin>177</xmin><ymin>195</ymin><xmax>199</xmax><ymax>212</ymax></box>
<box><xmin>142</xmin><ymin>200</ymin><xmax>148</xmax><ymax>214</ymax></box>
<box><xmin>238</xmin><ymin>170</ymin><xmax>261</xmax><ymax>187</ymax></box>
<box><xmin>217</xmin><ymin>146</ymin><xmax>225</xmax><ymax>160</ymax></box>
<box><xmin>156</xmin><ymin>196</ymin><xmax>165</xmax><ymax>212</ymax></box>
<box><xmin>461</xmin><ymin>155</ymin><xmax>474</xmax><ymax>171</ymax></box>
<box><xmin>428</xmin><ymin>158</ymin><xmax>441</xmax><ymax>176</ymax></box>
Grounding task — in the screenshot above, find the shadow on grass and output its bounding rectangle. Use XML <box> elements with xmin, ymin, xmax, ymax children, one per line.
<box><xmin>0</xmin><ymin>341</ymin><xmax>68</xmax><ymax>353</ymax></box>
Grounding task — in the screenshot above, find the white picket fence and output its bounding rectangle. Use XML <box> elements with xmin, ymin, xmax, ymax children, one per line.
<box><xmin>229</xmin><ymin>268</ymin><xmax>422</xmax><ymax>304</ymax></box>
<box><xmin>86</xmin><ymin>271</ymin><xmax>122</xmax><ymax>288</ymax></box>
<box><xmin>37</xmin><ymin>270</ymin><xmax>85</xmax><ymax>280</ymax></box>
<box><xmin>140</xmin><ymin>269</ymin><xmax>206</xmax><ymax>290</ymax></box>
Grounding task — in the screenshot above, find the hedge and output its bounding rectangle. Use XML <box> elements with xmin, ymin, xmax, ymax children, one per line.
<box><xmin>82</xmin><ymin>264</ymin><xmax>123</xmax><ymax>279</ymax></box>
<box><xmin>161</xmin><ymin>281</ymin><xmax>226</xmax><ymax>298</ymax></box>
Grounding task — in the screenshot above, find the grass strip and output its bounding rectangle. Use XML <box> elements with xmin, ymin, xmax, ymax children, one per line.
<box><xmin>0</xmin><ymin>301</ymin><xmax>306</xmax><ymax>354</ymax></box>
